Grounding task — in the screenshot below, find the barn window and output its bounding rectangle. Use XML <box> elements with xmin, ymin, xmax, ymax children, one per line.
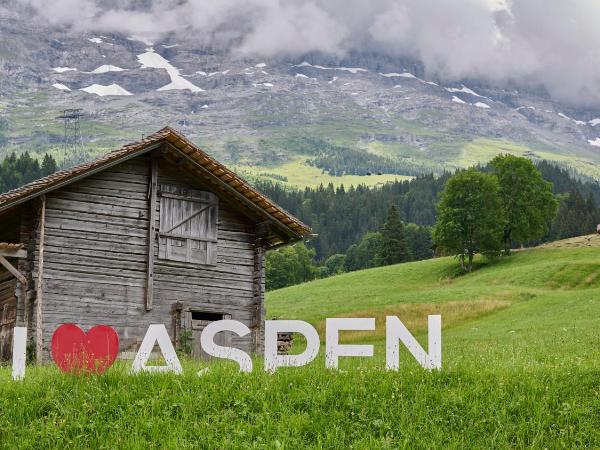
<box><xmin>191</xmin><ymin>311</ymin><xmax>224</xmax><ymax>321</ymax></box>
<box><xmin>158</xmin><ymin>184</ymin><xmax>218</xmax><ymax>265</ymax></box>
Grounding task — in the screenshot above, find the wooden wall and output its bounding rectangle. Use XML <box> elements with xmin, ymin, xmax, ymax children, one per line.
<box><xmin>33</xmin><ymin>152</ymin><xmax>266</xmax><ymax>359</ymax></box>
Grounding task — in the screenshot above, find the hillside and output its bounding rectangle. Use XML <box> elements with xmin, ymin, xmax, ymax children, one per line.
<box><xmin>1</xmin><ymin>240</ymin><xmax>599</xmax><ymax>447</ymax></box>
<box><xmin>267</xmin><ymin>240</ymin><xmax>600</xmax><ymax>368</ymax></box>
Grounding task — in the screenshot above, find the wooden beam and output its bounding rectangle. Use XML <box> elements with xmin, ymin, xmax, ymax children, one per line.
<box><xmin>0</xmin><ymin>255</ymin><xmax>27</xmax><ymax>285</ymax></box>
<box><xmin>0</xmin><ymin>248</ymin><xmax>27</xmax><ymax>258</ymax></box>
<box><xmin>35</xmin><ymin>196</ymin><xmax>46</xmax><ymax>365</ymax></box>
<box><xmin>145</xmin><ymin>153</ymin><xmax>158</xmax><ymax>311</ymax></box>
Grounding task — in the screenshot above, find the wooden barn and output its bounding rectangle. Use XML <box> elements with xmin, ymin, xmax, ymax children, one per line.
<box><xmin>0</xmin><ymin>127</ymin><xmax>311</xmax><ymax>362</ymax></box>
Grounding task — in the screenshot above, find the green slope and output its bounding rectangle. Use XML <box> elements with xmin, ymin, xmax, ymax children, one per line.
<box><xmin>267</xmin><ymin>239</ymin><xmax>600</xmax><ymax>370</ymax></box>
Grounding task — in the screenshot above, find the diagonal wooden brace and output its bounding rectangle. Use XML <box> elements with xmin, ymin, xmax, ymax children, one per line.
<box><xmin>0</xmin><ymin>255</ymin><xmax>27</xmax><ymax>285</ymax></box>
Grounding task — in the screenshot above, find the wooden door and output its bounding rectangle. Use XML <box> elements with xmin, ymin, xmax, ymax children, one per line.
<box><xmin>188</xmin><ymin>311</ymin><xmax>232</xmax><ymax>360</ymax></box>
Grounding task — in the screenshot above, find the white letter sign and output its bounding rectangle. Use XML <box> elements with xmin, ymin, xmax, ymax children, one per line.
<box><xmin>132</xmin><ymin>324</ymin><xmax>183</xmax><ymax>374</ymax></box>
<box><xmin>264</xmin><ymin>320</ymin><xmax>320</xmax><ymax>373</ymax></box>
<box><xmin>200</xmin><ymin>320</ymin><xmax>253</xmax><ymax>373</ymax></box>
<box><xmin>386</xmin><ymin>315</ymin><xmax>441</xmax><ymax>370</ymax></box>
<box><xmin>12</xmin><ymin>327</ymin><xmax>27</xmax><ymax>381</ymax></box>
<box><xmin>325</xmin><ymin>318</ymin><xmax>375</xmax><ymax>369</ymax></box>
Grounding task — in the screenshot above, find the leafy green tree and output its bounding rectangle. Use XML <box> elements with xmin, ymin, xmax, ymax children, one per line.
<box><xmin>344</xmin><ymin>232</ymin><xmax>382</xmax><ymax>272</ymax></box>
<box><xmin>491</xmin><ymin>155</ymin><xmax>557</xmax><ymax>253</ymax></box>
<box><xmin>265</xmin><ymin>243</ymin><xmax>319</xmax><ymax>290</ymax></box>
<box><xmin>377</xmin><ymin>204</ymin><xmax>411</xmax><ymax>265</ymax></box>
<box><xmin>434</xmin><ymin>169</ymin><xmax>504</xmax><ymax>272</ymax></box>
<box><xmin>322</xmin><ymin>254</ymin><xmax>346</xmax><ymax>277</ymax></box>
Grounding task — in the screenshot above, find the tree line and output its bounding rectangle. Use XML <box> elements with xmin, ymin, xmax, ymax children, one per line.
<box><xmin>264</xmin><ymin>156</ymin><xmax>600</xmax><ymax>288</ymax></box>
<box><xmin>0</xmin><ymin>152</ymin><xmax>58</xmax><ymax>193</ymax></box>
<box><xmin>257</xmin><ymin>160</ymin><xmax>600</xmax><ymax>262</ymax></box>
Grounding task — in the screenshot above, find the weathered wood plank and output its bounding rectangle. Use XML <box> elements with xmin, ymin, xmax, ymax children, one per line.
<box><xmin>146</xmin><ymin>154</ymin><xmax>158</xmax><ymax>311</ymax></box>
<box><xmin>35</xmin><ymin>197</ymin><xmax>46</xmax><ymax>364</ymax></box>
<box><xmin>49</xmin><ymin>191</ymin><xmax>149</xmax><ymax>210</ymax></box>
<box><xmin>45</xmin><ymin>209</ymin><xmax>149</xmax><ymax>230</ymax></box>
<box><xmin>46</xmin><ymin>198</ymin><xmax>149</xmax><ymax>220</ymax></box>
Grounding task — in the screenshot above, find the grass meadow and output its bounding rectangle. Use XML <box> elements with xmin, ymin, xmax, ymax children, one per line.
<box><xmin>1</xmin><ymin>242</ymin><xmax>599</xmax><ymax>448</ymax></box>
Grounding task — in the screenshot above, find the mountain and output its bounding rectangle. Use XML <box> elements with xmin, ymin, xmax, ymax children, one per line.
<box><xmin>1</xmin><ymin>7</ymin><xmax>600</xmax><ymax>183</ymax></box>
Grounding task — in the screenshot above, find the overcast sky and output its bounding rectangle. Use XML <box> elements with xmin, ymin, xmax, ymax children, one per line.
<box><xmin>16</xmin><ymin>0</ymin><xmax>600</xmax><ymax>106</ymax></box>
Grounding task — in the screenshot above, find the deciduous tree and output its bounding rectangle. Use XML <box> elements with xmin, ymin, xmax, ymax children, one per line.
<box><xmin>434</xmin><ymin>169</ymin><xmax>504</xmax><ymax>272</ymax></box>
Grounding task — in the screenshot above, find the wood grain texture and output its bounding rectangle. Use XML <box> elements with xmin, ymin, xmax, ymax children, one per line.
<box><xmin>28</xmin><ymin>153</ymin><xmax>266</xmax><ymax>356</ymax></box>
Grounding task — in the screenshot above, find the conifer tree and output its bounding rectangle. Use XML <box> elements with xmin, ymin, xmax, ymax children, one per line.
<box><xmin>377</xmin><ymin>204</ymin><xmax>411</xmax><ymax>265</ymax></box>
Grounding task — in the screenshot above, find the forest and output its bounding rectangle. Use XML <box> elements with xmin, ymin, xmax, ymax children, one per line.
<box><xmin>0</xmin><ymin>152</ymin><xmax>57</xmax><ymax>193</ymax></box>
<box><xmin>257</xmin><ymin>160</ymin><xmax>600</xmax><ymax>260</ymax></box>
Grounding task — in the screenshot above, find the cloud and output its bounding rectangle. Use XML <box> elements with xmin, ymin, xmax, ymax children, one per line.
<box><xmin>15</xmin><ymin>0</ymin><xmax>600</xmax><ymax>106</ymax></box>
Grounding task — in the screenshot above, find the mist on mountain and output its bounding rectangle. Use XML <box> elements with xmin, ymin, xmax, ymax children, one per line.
<box><xmin>9</xmin><ymin>0</ymin><xmax>600</xmax><ymax>106</ymax></box>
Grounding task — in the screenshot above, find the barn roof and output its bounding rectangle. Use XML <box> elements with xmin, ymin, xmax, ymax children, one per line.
<box><xmin>0</xmin><ymin>127</ymin><xmax>311</xmax><ymax>244</ymax></box>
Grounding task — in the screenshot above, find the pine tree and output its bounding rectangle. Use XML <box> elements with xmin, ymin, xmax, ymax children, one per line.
<box><xmin>377</xmin><ymin>204</ymin><xmax>411</xmax><ymax>266</ymax></box>
<box><xmin>41</xmin><ymin>154</ymin><xmax>58</xmax><ymax>176</ymax></box>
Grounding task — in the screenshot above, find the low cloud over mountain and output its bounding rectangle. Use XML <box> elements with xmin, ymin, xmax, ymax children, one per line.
<box><xmin>11</xmin><ymin>0</ymin><xmax>600</xmax><ymax>106</ymax></box>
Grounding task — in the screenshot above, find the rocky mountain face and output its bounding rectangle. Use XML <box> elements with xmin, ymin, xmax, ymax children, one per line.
<box><xmin>1</xmin><ymin>7</ymin><xmax>599</xmax><ymax>179</ymax></box>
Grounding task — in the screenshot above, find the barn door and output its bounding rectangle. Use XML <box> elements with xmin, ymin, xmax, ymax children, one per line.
<box><xmin>188</xmin><ymin>311</ymin><xmax>232</xmax><ymax>360</ymax></box>
<box><xmin>158</xmin><ymin>184</ymin><xmax>218</xmax><ymax>265</ymax></box>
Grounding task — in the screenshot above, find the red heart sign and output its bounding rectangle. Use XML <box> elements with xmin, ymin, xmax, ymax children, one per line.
<box><xmin>51</xmin><ymin>324</ymin><xmax>119</xmax><ymax>375</ymax></box>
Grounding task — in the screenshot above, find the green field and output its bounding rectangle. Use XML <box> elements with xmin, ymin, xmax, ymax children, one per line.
<box><xmin>1</xmin><ymin>239</ymin><xmax>599</xmax><ymax>448</ymax></box>
<box><xmin>238</xmin><ymin>155</ymin><xmax>410</xmax><ymax>188</ymax></box>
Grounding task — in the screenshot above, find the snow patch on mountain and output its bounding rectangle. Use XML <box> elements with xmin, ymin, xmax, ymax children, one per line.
<box><xmin>452</xmin><ymin>96</ymin><xmax>466</xmax><ymax>104</ymax></box>
<box><xmin>446</xmin><ymin>85</ymin><xmax>483</xmax><ymax>97</ymax></box>
<box><xmin>52</xmin><ymin>83</ymin><xmax>71</xmax><ymax>91</ymax></box>
<box><xmin>207</xmin><ymin>70</ymin><xmax>229</xmax><ymax>77</ymax></box>
<box><xmin>558</xmin><ymin>112</ymin><xmax>586</xmax><ymax>125</ymax></box>
<box><xmin>590</xmin><ymin>118</ymin><xmax>600</xmax><ymax>126</ymax></box>
<box><xmin>255</xmin><ymin>63</ymin><xmax>267</xmax><ymax>68</ymax></box>
<box><xmin>588</xmin><ymin>138</ymin><xmax>600</xmax><ymax>147</ymax></box>
<box><xmin>162</xmin><ymin>44</ymin><xmax>179</xmax><ymax>49</ymax></box>
<box><xmin>86</xmin><ymin>65</ymin><xmax>126</xmax><ymax>74</ymax></box>
<box><xmin>88</xmin><ymin>37</ymin><xmax>103</xmax><ymax>44</ymax></box>
<box><xmin>295</xmin><ymin>73</ymin><xmax>316</xmax><ymax>81</ymax></box>
<box><xmin>80</xmin><ymin>83</ymin><xmax>132</xmax><ymax>96</ymax></box>
<box><xmin>294</xmin><ymin>61</ymin><xmax>367</xmax><ymax>74</ymax></box>
<box><xmin>474</xmin><ymin>102</ymin><xmax>490</xmax><ymax>109</ymax></box>
<box><xmin>52</xmin><ymin>67</ymin><xmax>77</xmax><ymax>73</ymax></box>
<box><xmin>137</xmin><ymin>48</ymin><xmax>203</xmax><ymax>93</ymax></box>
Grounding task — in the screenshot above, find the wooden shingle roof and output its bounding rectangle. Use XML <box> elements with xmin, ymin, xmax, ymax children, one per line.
<box><xmin>0</xmin><ymin>127</ymin><xmax>311</xmax><ymax>242</ymax></box>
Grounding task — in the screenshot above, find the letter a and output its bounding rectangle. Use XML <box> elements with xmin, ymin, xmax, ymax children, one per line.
<box><xmin>132</xmin><ymin>324</ymin><xmax>183</xmax><ymax>374</ymax></box>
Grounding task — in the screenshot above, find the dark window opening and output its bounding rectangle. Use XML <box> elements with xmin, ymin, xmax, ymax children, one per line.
<box><xmin>191</xmin><ymin>311</ymin><xmax>224</xmax><ymax>321</ymax></box>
